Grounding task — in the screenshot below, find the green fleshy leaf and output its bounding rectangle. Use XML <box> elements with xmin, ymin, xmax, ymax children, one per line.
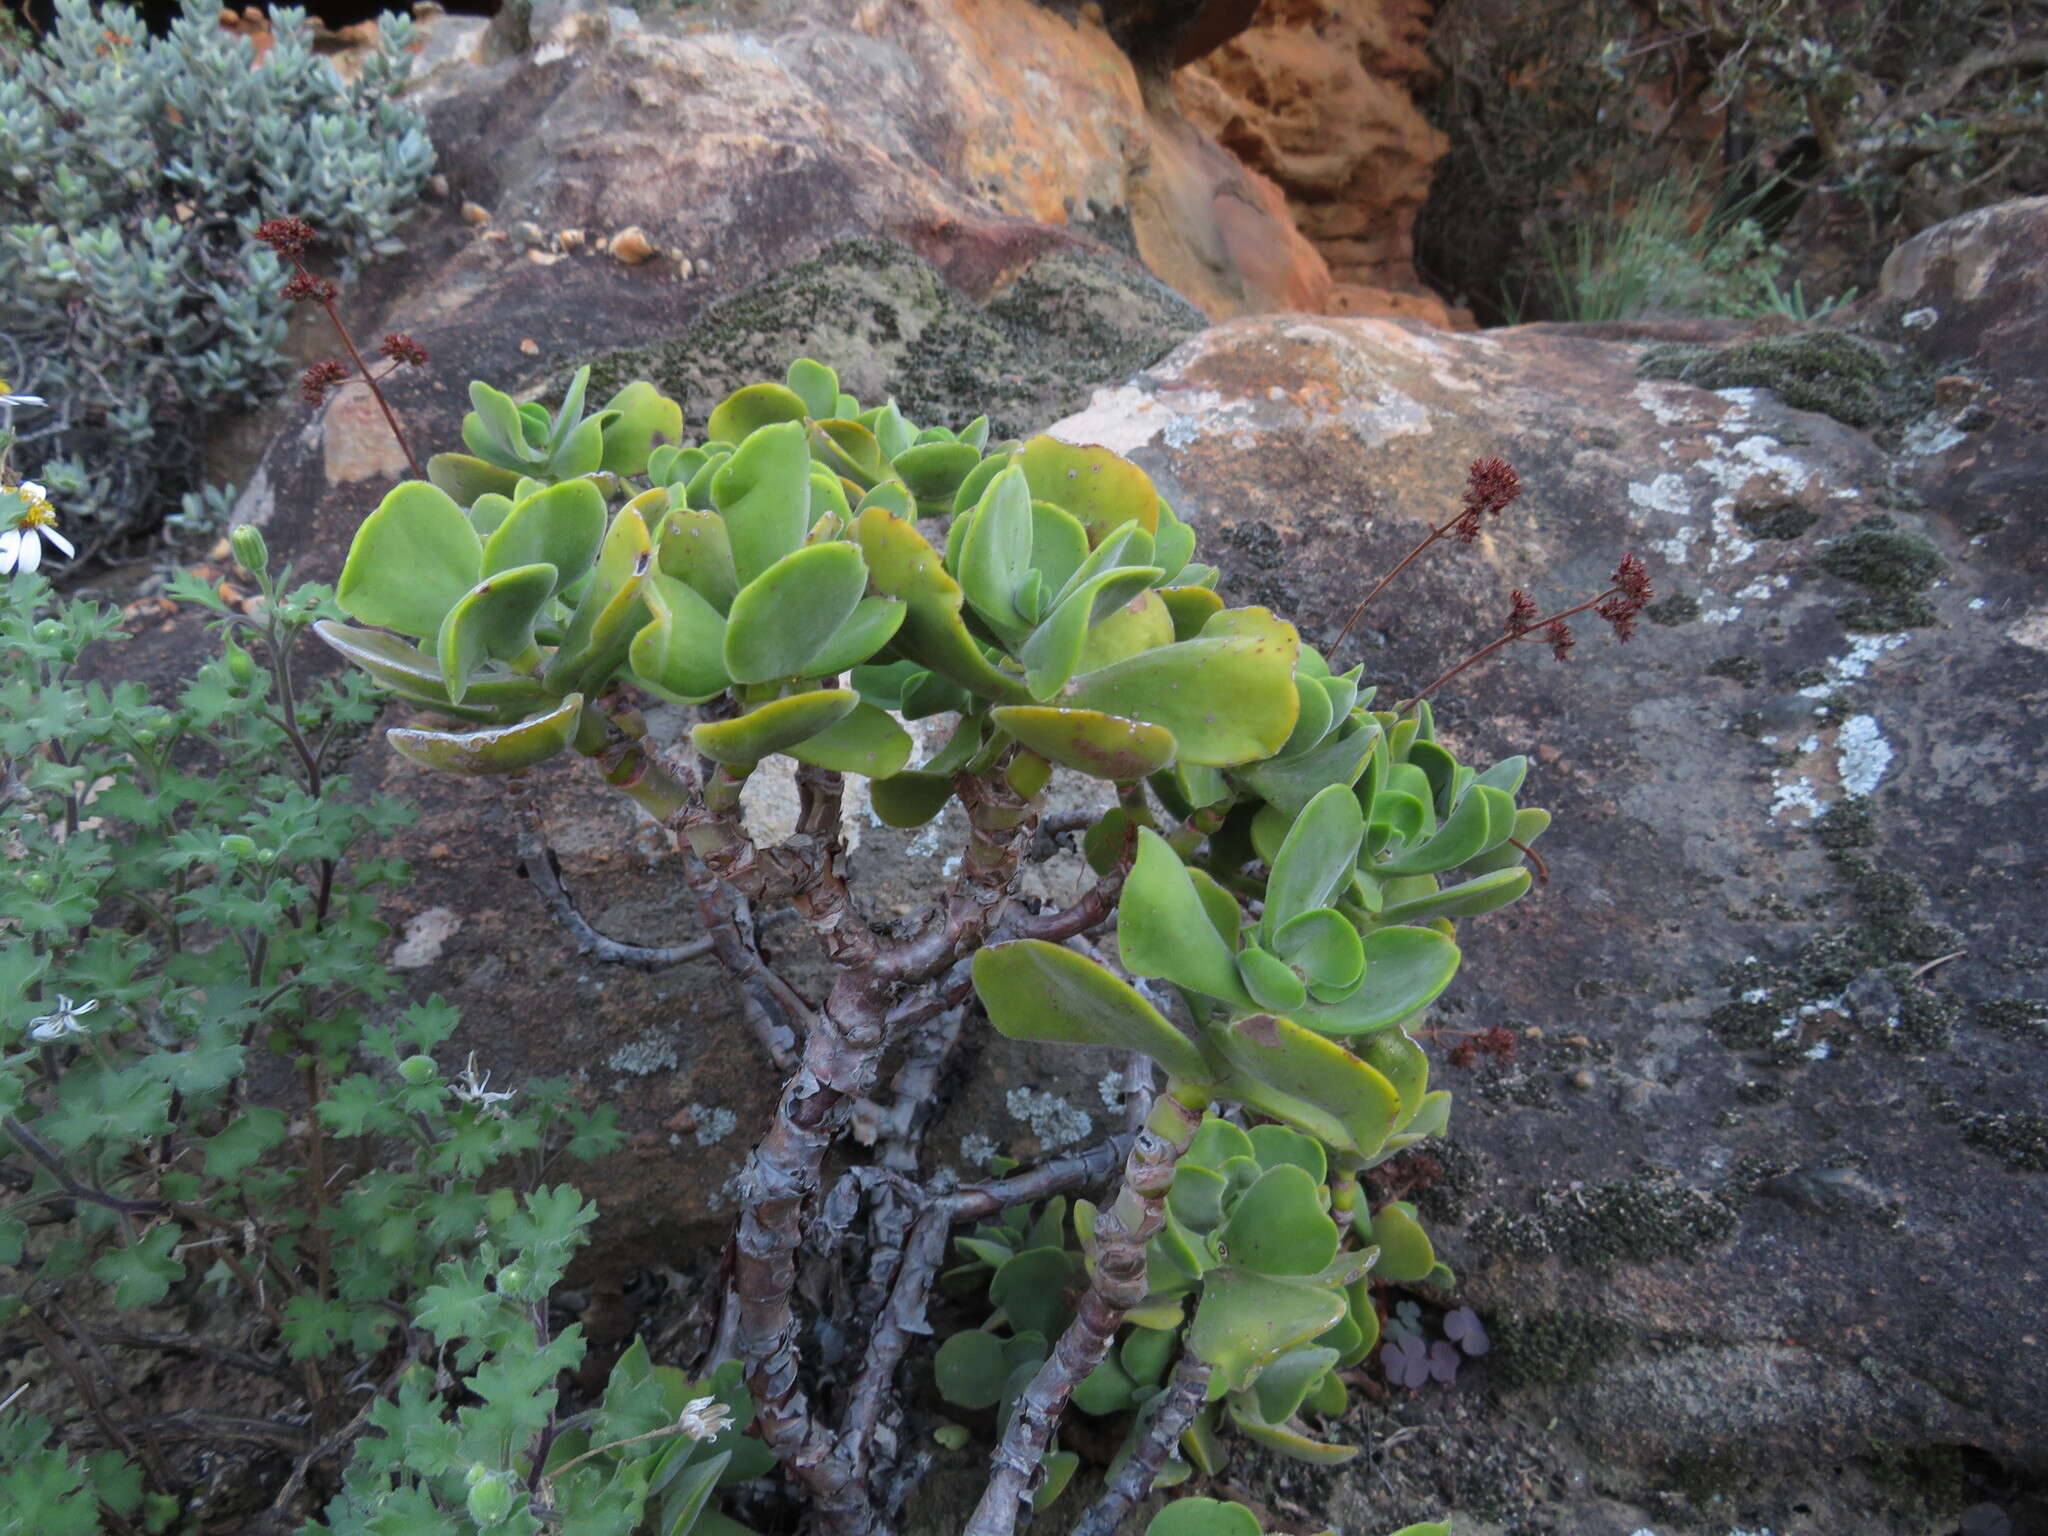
<box><xmin>544</xmin><ymin>504</ymin><xmax>652</xmax><ymax>697</ymax></box>
<box><xmin>1263</xmin><ymin>783</ymin><xmax>1366</xmax><ymax>938</ymax></box>
<box><xmin>990</xmin><ymin>706</ymin><xmax>1176</xmax><ymax>781</ymax></box>
<box><xmin>389</xmin><ymin>694</ymin><xmax>584</xmax><ymax>776</ymax></box>
<box><xmin>1374</xmin><ymin>868</ymin><xmax>1533</xmax><ymax>926</ymax></box>
<box><xmin>691</xmin><ymin>689</ymin><xmax>858</xmax><ymax>767</ymax></box>
<box><xmin>482</xmin><ymin>478</ymin><xmax>608</xmax><ymax>593</ymax></box>
<box><xmin>1273</xmin><ymin>910</ymin><xmax>1365</xmax><ymax>998</ymax></box>
<box><xmin>894</xmin><ymin>440</ymin><xmax>983</xmax><ymax>512</ymax></box>
<box><xmin>935</xmin><ymin>1329</ymin><xmax>1010</xmax><ymax>1410</ymax></box>
<box><xmin>785</xmin><ymin>359</ymin><xmax>839</xmax><ymax>419</ymax></box>
<box><xmin>1238</xmin><ymin>944</ymin><xmax>1308</xmax><ymax>1012</ymax></box>
<box><xmin>868</xmin><ymin>771</ymin><xmax>954</xmax><ymax>828</ymax></box>
<box><xmin>1206</xmin><ymin>1014</ymin><xmax>1402</xmax><ymax>1158</ymax></box>
<box><xmin>336</xmin><ymin>481</ymin><xmax>483</xmax><ymax>641</ymax></box>
<box><xmin>315</xmin><ymin>621</ymin><xmax>553</xmax><ymax>718</ymax></box>
<box><xmin>957</xmin><ymin>464</ymin><xmax>1036</xmax><ymax>642</ymax></box>
<box><xmin>428</xmin><ymin>451</ymin><xmax>523</xmax><ymax>506</ymax></box>
<box><xmin>1216</xmin><ymin>1165</ymin><xmax>1339</xmax><ymax>1276</ymax></box>
<box><xmin>786</xmin><ymin>702</ymin><xmax>914</xmax><ymax>777</ymax></box>
<box><xmin>1294</xmin><ymin>926</ymin><xmax>1460</xmax><ymax>1036</ymax></box>
<box><xmin>1019</xmin><ymin>566</ymin><xmax>1161</xmax><ymax>699</ymax></box>
<box><xmin>858</xmin><ymin>507</ymin><xmax>1030</xmax><ymax>703</ymax></box>
<box><xmin>630</xmin><ymin>572</ymin><xmax>731</xmax><ymax>705</ymax></box>
<box><xmin>1019</xmin><ymin>435</ymin><xmax>1159</xmax><ymax>544</ymax></box>
<box><xmin>1189</xmin><ymin>1270</ymin><xmax>1347</xmax><ymax>1396</ymax></box>
<box><xmin>992</xmin><ymin>1248</ymin><xmax>1081</xmax><ymax>1339</ymax></box>
<box><xmin>801</xmin><ymin>596</ymin><xmax>907</xmax><ymax>678</ymax></box>
<box><xmin>1119</xmin><ymin>828</ymin><xmax>1253</xmax><ymax>1008</ymax></box>
<box><xmin>600</xmin><ymin>381</ymin><xmax>683</xmax><ymax>475</ymax></box>
<box><xmin>713</xmin><ymin>421</ymin><xmax>813</xmax><ymax>587</ymax></box>
<box><xmin>1065</xmin><ymin>622</ymin><xmax>1300</xmax><ymax>768</ymax></box>
<box><xmin>1367</xmin><ymin>1201</ymin><xmax>1435</xmax><ymax>1284</ymax></box>
<box><xmin>657</xmin><ymin>508</ymin><xmax>741</xmax><ymax>613</ymax></box>
<box><xmin>1227</xmin><ymin>1403</ymin><xmax>1358</xmax><ymax>1465</ymax></box>
<box><xmin>707</xmin><ymin>382</ymin><xmax>809</xmax><ymax>446</ymax></box>
<box><xmin>437</xmin><ymin>562</ymin><xmax>556</xmax><ymax>704</ymax></box>
<box><xmin>1249</xmin><ymin>1344</ymin><xmax>1342</xmax><ymax>1424</ymax></box>
<box><xmin>1354</xmin><ymin>1030</ymin><xmax>1429</xmax><ymax>1126</ymax></box>
<box><xmin>723</xmin><ymin>541</ymin><xmax>869</xmax><ymax>683</ymax></box>
<box><xmin>972</xmin><ymin>940</ymin><xmax>1211</xmax><ymax>1085</ymax></box>
<box><xmin>1236</xmin><ymin>719</ymin><xmax>1377</xmax><ymax>819</ymax></box>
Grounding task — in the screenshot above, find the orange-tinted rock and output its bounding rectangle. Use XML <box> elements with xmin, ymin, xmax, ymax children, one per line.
<box><xmin>1176</xmin><ymin>0</ymin><xmax>1448</xmax><ymax>315</ymax></box>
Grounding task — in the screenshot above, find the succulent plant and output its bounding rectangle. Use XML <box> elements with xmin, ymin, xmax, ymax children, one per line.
<box><xmin>1144</xmin><ymin>1498</ymin><xmax>1449</xmax><ymax>1536</ymax></box>
<box><xmin>0</xmin><ymin>0</ymin><xmax>432</xmax><ymax>547</ymax></box>
<box><xmin>319</xmin><ymin>356</ymin><xmax>1555</xmax><ymax>1536</ymax></box>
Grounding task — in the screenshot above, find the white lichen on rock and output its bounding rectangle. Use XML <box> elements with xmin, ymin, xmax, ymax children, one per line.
<box><xmin>606</xmin><ymin>1032</ymin><xmax>678</xmax><ymax>1075</ymax></box>
<box><xmin>1004</xmin><ymin>1086</ymin><xmax>1091</xmax><ymax>1149</ymax></box>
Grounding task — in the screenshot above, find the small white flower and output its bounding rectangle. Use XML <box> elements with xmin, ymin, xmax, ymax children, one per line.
<box><xmin>2</xmin><ymin>482</ymin><xmax>73</xmax><ymax>575</ymax></box>
<box><xmin>28</xmin><ymin>995</ymin><xmax>99</xmax><ymax>1043</ymax></box>
<box><xmin>450</xmin><ymin>1051</ymin><xmax>516</xmax><ymax>1115</ymax></box>
<box><xmin>675</xmin><ymin>1395</ymin><xmax>733</xmax><ymax>1442</ymax></box>
<box><xmin>0</xmin><ymin>379</ymin><xmax>45</xmax><ymax>409</ymax></box>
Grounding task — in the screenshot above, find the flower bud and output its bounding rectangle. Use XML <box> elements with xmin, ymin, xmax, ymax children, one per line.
<box><xmin>133</xmin><ymin>729</ymin><xmax>156</xmax><ymax>747</ymax></box>
<box><xmin>398</xmin><ymin>1054</ymin><xmax>438</xmax><ymax>1084</ymax></box>
<box><xmin>223</xmin><ymin>642</ymin><xmax>257</xmax><ymax>686</ymax></box>
<box><xmin>220</xmin><ymin>834</ymin><xmax>258</xmax><ymax>859</ymax></box>
<box><xmin>497</xmin><ymin>1264</ymin><xmax>529</xmax><ymax>1296</ymax></box>
<box><xmin>33</xmin><ymin>619</ymin><xmax>62</xmax><ymax>643</ymax></box>
<box><xmin>464</xmin><ymin>1463</ymin><xmax>492</xmax><ymax>1488</ymax></box>
<box><xmin>230</xmin><ymin>523</ymin><xmax>269</xmax><ymax>574</ymax></box>
<box><xmin>466</xmin><ymin>1472</ymin><xmax>515</xmax><ymax>1527</ymax></box>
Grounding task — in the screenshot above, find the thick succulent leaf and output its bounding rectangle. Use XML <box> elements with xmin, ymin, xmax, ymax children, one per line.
<box><xmin>464</xmin><ymin>380</ymin><xmax>544</xmax><ymax>466</ymax></box>
<box><xmin>1074</xmin><ymin>1355</ymin><xmax>1139</xmax><ymax>1416</ymax></box>
<box><xmin>427</xmin><ymin>451</ymin><xmax>523</xmax><ymax>506</ymax></box>
<box><xmin>1294</xmin><ymin>926</ymin><xmax>1460</xmax><ymax>1036</ymax></box>
<box><xmin>684</xmin><ymin>450</ymin><xmax>731</xmax><ymax>510</ymax></box>
<box><xmin>1273</xmin><ymin>910</ymin><xmax>1365</xmax><ymax>998</ymax></box>
<box><xmin>315</xmin><ymin>622</ymin><xmax>553</xmax><ymax>716</ymax></box>
<box><xmin>468</xmin><ymin>492</ymin><xmax>514</xmax><ymax>538</ymax></box>
<box><xmin>599</xmin><ymin>381</ymin><xmax>683</xmax><ymax>476</ymax></box>
<box><xmin>1186</xmin><ymin>1117</ymin><xmax>1256</xmax><ymax>1171</ymax></box>
<box><xmin>1122</xmin><ymin>1326</ymin><xmax>1178</xmax><ymax>1387</ymax></box>
<box><xmin>1238</xmin><ymin>944</ymin><xmax>1308</xmax><ymax>1012</ymax></box>
<box><xmin>1463</xmin><ymin>806</ymin><xmax>1552</xmax><ymax>875</ymax></box>
<box><xmin>1076</xmin><ymin>588</ymin><xmax>1175</xmax><ymax>674</ymax></box>
<box><xmin>1367</xmin><ymin>1201</ymin><xmax>1435</xmax><ymax>1284</ymax></box>
<box><xmin>1030</xmin><ymin>500</ymin><xmax>1090</xmax><ymax>595</ymax></box>
<box><xmin>1064</xmin><ymin>634</ymin><xmax>1297</xmax><ymax>768</ymax></box>
<box><xmin>858</xmin><ymin>508</ymin><xmax>1030</xmax><ymax>702</ymax></box>
<box><xmin>1168</xmin><ymin>1163</ymin><xmax>1230</xmax><ymax>1232</ymax></box>
<box><xmin>1279</xmin><ymin>675</ymin><xmax>1335</xmax><ymax>758</ymax></box>
<box><xmin>1019</xmin><ymin>567</ymin><xmax>1161</xmax><ymax>699</ymax></box>
<box><xmin>1189</xmin><ymin>1270</ymin><xmax>1348</xmax><ymax>1396</ymax></box>
<box><xmin>810</xmin><ymin>419</ymin><xmax>890</xmax><ymax>490</ymax></box>
<box><xmin>1217</xmin><ymin>1165</ymin><xmax>1339</xmax><ymax>1276</ymax></box>
<box><xmin>707</xmin><ymin>382</ymin><xmax>809</xmax><ymax>446</ymax></box>
<box><xmin>544</xmin><ymin>505</ymin><xmax>652</xmax><ymax>696</ymax></box>
<box><xmin>786</xmin><ymin>702</ymin><xmax>914</xmax><ymax>777</ymax></box>
<box><xmin>785</xmin><ymin>359</ymin><xmax>839</xmax><ymax>420</ymax></box>
<box><xmin>952</xmin><ymin>452</ymin><xmax>1011</xmax><ymax>516</ymax></box>
<box><xmin>436</xmin><ymin>562</ymin><xmax>555</xmax><ymax>704</ymax></box>
<box><xmin>1032</xmin><ymin>1451</ymin><xmax>1079</xmax><ymax>1514</ymax></box>
<box><xmin>1378</xmin><ymin>785</ymin><xmax>1511</xmax><ymax>876</ymax></box>
<box><xmin>1208</xmin><ymin>1015</ymin><xmax>1402</xmax><ymax>1158</ymax></box>
<box><xmin>856</xmin><ymin>480</ymin><xmax>914</xmax><ymax>520</ymax></box>
<box><xmin>722</xmin><ymin>541</ymin><xmax>869</xmax><ymax>684</ymax></box>
<box><xmin>1227</xmin><ymin>1405</ymin><xmax>1359</xmax><ymax>1466</ymax></box>
<box><xmin>712</xmin><ymin>421</ymin><xmax>813</xmax><ymax>587</ymax></box>
<box><xmin>1375</xmin><ymin>868</ymin><xmax>1533</xmax><ymax>927</ymax></box>
<box><xmin>337</xmin><ymin>481</ymin><xmax>483</xmax><ymax>641</ymax></box>
<box><xmin>1177</xmin><ymin>1414</ymin><xmax>1227</xmax><ymax>1480</ymax></box>
<box><xmin>1249</xmin><ymin>1345</ymin><xmax>1342</xmax><ymax>1424</ymax></box>
<box><xmin>809</xmin><ymin>468</ymin><xmax>854</xmax><ymax>523</ymax></box>
<box><xmin>991</xmin><ymin>1248</ymin><xmax>1080</xmax><ymax>1339</ymax></box>
<box><xmin>958</xmin><ymin>464</ymin><xmax>1036</xmax><ymax>642</ymax></box>
<box><xmin>1185</xmin><ymin>867</ymin><xmax>1245</xmax><ymax>951</ymax></box>
<box><xmin>1151</xmin><ymin>497</ymin><xmax>1196</xmax><ymax>584</ymax></box>
<box><xmin>1146</xmin><ymin>1501</ymin><xmax>1261</xmax><ymax>1536</ymax></box>
<box><xmin>1119</xmin><ymin>828</ymin><xmax>1254</xmax><ymax>1008</ymax></box>
<box><xmin>972</xmin><ymin>940</ymin><xmax>1211</xmax><ymax>1086</ymax></box>
<box><xmin>548</xmin><ymin>412</ymin><xmax>610</xmax><ymax>479</ymax></box>
<box><xmin>630</xmin><ymin>573</ymin><xmax>731</xmax><ymax>705</ymax></box>
<box><xmin>1160</xmin><ymin>585</ymin><xmax>1226</xmax><ymax>640</ymax></box>
<box><xmin>1237</xmin><ymin>719</ymin><xmax>1378</xmax><ymax>819</ymax></box>
<box><xmin>867</xmin><ymin>401</ymin><xmax>913</xmax><ymax>461</ymax></box>
<box><xmin>935</xmin><ymin>1329</ymin><xmax>1009</xmax><ymax>1410</ymax></box>
<box><xmin>1246</xmin><ymin>1123</ymin><xmax>1326</xmax><ymax>1182</ymax></box>
<box><xmin>1263</xmin><ymin>784</ymin><xmax>1367</xmax><ymax>938</ymax></box>
<box><xmin>657</xmin><ymin>508</ymin><xmax>741</xmax><ymax>614</ymax></box>
<box><xmin>482</xmin><ymin>478</ymin><xmax>607</xmax><ymax>593</ymax></box>
<box><xmin>388</xmin><ymin>694</ymin><xmax>583</xmax><ymax>776</ymax></box>
<box><xmin>894</xmin><ymin>440</ymin><xmax>982</xmax><ymax>511</ymax></box>
<box><xmin>1019</xmin><ymin>435</ymin><xmax>1159</xmax><ymax>543</ymax></box>
<box><xmin>1354</xmin><ymin>1031</ymin><xmax>1429</xmax><ymax>1126</ymax></box>
<box><xmin>990</xmin><ymin>706</ymin><xmax>1175</xmax><ymax>781</ymax></box>
<box><xmin>1049</xmin><ymin>521</ymin><xmax>1151</xmax><ymax>611</ymax></box>
<box><xmin>801</xmin><ymin>596</ymin><xmax>907</xmax><ymax>678</ymax></box>
<box><xmin>692</xmin><ymin>689</ymin><xmax>859</xmax><ymax>766</ymax></box>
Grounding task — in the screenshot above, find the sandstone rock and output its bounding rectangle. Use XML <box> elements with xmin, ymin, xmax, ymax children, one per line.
<box><xmin>1038</xmin><ymin>203</ymin><xmax>2048</xmax><ymax>1515</ymax></box>
<box><xmin>1176</xmin><ymin>0</ymin><xmax>1448</xmax><ymax>313</ymax></box>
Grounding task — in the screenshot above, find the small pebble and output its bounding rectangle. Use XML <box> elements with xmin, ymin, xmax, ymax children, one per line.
<box><xmin>520</xmin><ymin>338</ymin><xmax>540</xmax><ymax>356</ymax></box>
<box><xmin>460</xmin><ymin>200</ymin><xmax>491</xmax><ymax>226</ymax></box>
<box><xmin>1568</xmin><ymin>1070</ymin><xmax>1595</xmax><ymax>1091</ymax></box>
<box><xmin>609</xmin><ymin>226</ymin><xmax>657</xmax><ymax>264</ymax></box>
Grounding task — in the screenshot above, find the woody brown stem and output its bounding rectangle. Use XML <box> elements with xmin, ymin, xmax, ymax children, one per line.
<box><xmin>1069</xmin><ymin>1350</ymin><xmax>1214</xmax><ymax>1536</ymax></box>
<box><xmin>963</xmin><ymin>1089</ymin><xmax>1207</xmax><ymax>1536</ymax></box>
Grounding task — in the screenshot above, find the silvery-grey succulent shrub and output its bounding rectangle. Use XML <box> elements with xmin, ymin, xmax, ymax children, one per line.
<box><xmin>0</xmin><ymin>0</ymin><xmax>433</xmax><ymax>554</ymax></box>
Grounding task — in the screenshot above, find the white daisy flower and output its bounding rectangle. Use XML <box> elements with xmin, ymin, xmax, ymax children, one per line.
<box><xmin>674</xmin><ymin>1395</ymin><xmax>733</xmax><ymax>1441</ymax></box>
<box><xmin>28</xmin><ymin>996</ymin><xmax>99</xmax><ymax>1043</ymax></box>
<box><xmin>2</xmin><ymin>482</ymin><xmax>73</xmax><ymax>574</ymax></box>
<box><xmin>0</xmin><ymin>379</ymin><xmax>45</xmax><ymax>409</ymax></box>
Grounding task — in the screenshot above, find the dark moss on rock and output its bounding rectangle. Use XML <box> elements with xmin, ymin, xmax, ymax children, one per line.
<box><xmin>1960</xmin><ymin>1110</ymin><xmax>2048</xmax><ymax>1171</ymax></box>
<box><xmin>1817</xmin><ymin>515</ymin><xmax>1947</xmax><ymax>631</ymax></box>
<box><xmin>1978</xmin><ymin>998</ymin><xmax>2048</xmax><ymax>1038</ymax></box>
<box><xmin>1734</xmin><ymin>499</ymin><xmax>1820</xmax><ymax>540</ymax></box>
<box><xmin>1704</xmin><ymin>654</ymin><xmax>1763</xmax><ymax>685</ymax></box>
<box><xmin>1490</xmin><ymin>1309</ymin><xmax>1630</xmax><ymax>1388</ymax></box>
<box><xmin>1645</xmin><ymin>593</ymin><xmax>1700</xmax><ymax>626</ymax></box>
<box><xmin>1469</xmin><ymin>1171</ymin><xmax>1737</xmax><ymax>1267</ymax></box>
<box><xmin>575</xmin><ymin>237</ymin><xmax>1205</xmax><ymax>443</ymax></box>
<box><xmin>1637</xmin><ymin>329</ymin><xmax>1910</xmax><ymax>428</ymax></box>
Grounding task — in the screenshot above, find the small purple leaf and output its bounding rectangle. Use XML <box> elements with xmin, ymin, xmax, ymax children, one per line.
<box><xmin>1444</xmin><ymin>1305</ymin><xmax>1490</xmax><ymax>1356</ymax></box>
<box><xmin>1426</xmin><ymin>1340</ymin><xmax>1460</xmax><ymax>1383</ymax></box>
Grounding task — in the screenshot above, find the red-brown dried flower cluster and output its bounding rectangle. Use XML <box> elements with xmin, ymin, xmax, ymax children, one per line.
<box><xmin>253</xmin><ymin>216</ymin><xmax>317</xmax><ymax>258</ymax></box>
<box><xmin>282</xmin><ymin>270</ymin><xmax>340</xmax><ymax>305</ymax></box>
<box><xmin>378</xmin><ymin>332</ymin><xmax>429</xmax><ymax>368</ymax></box>
<box><xmin>1504</xmin><ymin>589</ymin><xmax>1541</xmax><ymax>634</ymax></box>
<box><xmin>1448</xmin><ymin>1025</ymin><xmax>1520</xmax><ymax>1070</ymax></box>
<box><xmin>1454</xmin><ymin>456</ymin><xmax>1522</xmax><ymax>542</ymax></box>
<box><xmin>1595</xmin><ymin>551</ymin><xmax>1654</xmax><ymax>641</ymax></box>
<box><xmin>300</xmin><ymin>359</ymin><xmax>349</xmax><ymax>406</ymax></box>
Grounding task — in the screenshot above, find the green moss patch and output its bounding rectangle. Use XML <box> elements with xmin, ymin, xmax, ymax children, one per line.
<box><xmin>1490</xmin><ymin>1309</ymin><xmax>1629</xmax><ymax>1388</ymax></box>
<box><xmin>1817</xmin><ymin>515</ymin><xmax>1947</xmax><ymax>632</ymax></box>
<box><xmin>1637</xmin><ymin>330</ymin><xmax>1908</xmax><ymax>428</ymax></box>
<box><xmin>1469</xmin><ymin>1171</ymin><xmax>1738</xmax><ymax>1267</ymax></box>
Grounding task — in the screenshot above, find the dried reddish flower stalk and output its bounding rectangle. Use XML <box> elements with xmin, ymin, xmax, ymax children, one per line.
<box><xmin>261</xmin><ymin>214</ymin><xmax>423</xmax><ymax>478</ymax></box>
<box><xmin>1332</xmin><ymin>455</ymin><xmax>1527</xmax><ymax>655</ymax></box>
<box><xmin>378</xmin><ymin>332</ymin><xmax>429</xmax><ymax>367</ymax></box>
